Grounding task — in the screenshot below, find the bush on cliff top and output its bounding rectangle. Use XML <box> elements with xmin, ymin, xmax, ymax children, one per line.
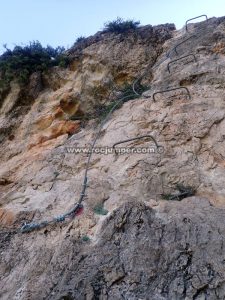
<box><xmin>75</xmin><ymin>36</ymin><xmax>86</xmax><ymax>43</ymax></box>
<box><xmin>103</xmin><ymin>17</ymin><xmax>140</xmax><ymax>34</ymax></box>
<box><xmin>0</xmin><ymin>41</ymin><xmax>69</xmax><ymax>88</ymax></box>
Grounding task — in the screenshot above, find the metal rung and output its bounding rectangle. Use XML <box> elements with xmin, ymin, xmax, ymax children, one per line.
<box><xmin>167</xmin><ymin>54</ymin><xmax>197</xmax><ymax>73</ymax></box>
<box><xmin>153</xmin><ymin>87</ymin><xmax>191</xmax><ymax>102</ymax></box>
<box><xmin>112</xmin><ymin>135</ymin><xmax>160</xmax><ymax>150</ymax></box>
<box><xmin>186</xmin><ymin>15</ymin><xmax>208</xmax><ymax>32</ymax></box>
<box><xmin>172</xmin><ymin>35</ymin><xmax>197</xmax><ymax>56</ymax></box>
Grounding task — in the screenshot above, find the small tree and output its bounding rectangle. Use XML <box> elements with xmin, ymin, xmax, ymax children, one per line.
<box><xmin>0</xmin><ymin>41</ymin><xmax>70</xmax><ymax>87</ymax></box>
<box><xmin>103</xmin><ymin>17</ymin><xmax>140</xmax><ymax>34</ymax></box>
<box><xmin>75</xmin><ymin>36</ymin><xmax>86</xmax><ymax>43</ymax></box>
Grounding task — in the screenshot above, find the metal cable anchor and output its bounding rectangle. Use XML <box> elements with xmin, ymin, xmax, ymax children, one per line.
<box><xmin>152</xmin><ymin>87</ymin><xmax>191</xmax><ymax>102</ymax></box>
<box><xmin>167</xmin><ymin>54</ymin><xmax>197</xmax><ymax>73</ymax></box>
<box><xmin>112</xmin><ymin>135</ymin><xmax>163</xmax><ymax>154</ymax></box>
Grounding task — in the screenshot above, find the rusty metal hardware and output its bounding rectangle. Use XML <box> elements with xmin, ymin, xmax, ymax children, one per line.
<box><xmin>153</xmin><ymin>87</ymin><xmax>191</xmax><ymax>102</ymax></box>
<box><xmin>167</xmin><ymin>54</ymin><xmax>197</xmax><ymax>73</ymax></box>
<box><xmin>186</xmin><ymin>14</ymin><xmax>208</xmax><ymax>32</ymax></box>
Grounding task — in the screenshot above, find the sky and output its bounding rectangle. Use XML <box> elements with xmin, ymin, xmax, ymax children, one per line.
<box><xmin>0</xmin><ymin>0</ymin><xmax>225</xmax><ymax>53</ymax></box>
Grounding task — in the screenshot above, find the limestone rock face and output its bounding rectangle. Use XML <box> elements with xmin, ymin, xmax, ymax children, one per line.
<box><xmin>1</xmin><ymin>17</ymin><xmax>225</xmax><ymax>299</ymax></box>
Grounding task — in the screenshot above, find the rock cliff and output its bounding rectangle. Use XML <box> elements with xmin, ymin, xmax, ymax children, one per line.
<box><xmin>1</xmin><ymin>16</ymin><xmax>225</xmax><ymax>300</ymax></box>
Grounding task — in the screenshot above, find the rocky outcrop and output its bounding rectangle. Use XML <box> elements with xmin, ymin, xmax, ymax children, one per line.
<box><xmin>1</xmin><ymin>16</ymin><xmax>225</xmax><ymax>299</ymax></box>
<box><xmin>2</xmin><ymin>199</ymin><xmax>225</xmax><ymax>300</ymax></box>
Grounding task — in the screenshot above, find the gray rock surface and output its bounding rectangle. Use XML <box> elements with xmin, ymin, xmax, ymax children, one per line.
<box><xmin>2</xmin><ymin>199</ymin><xmax>225</xmax><ymax>300</ymax></box>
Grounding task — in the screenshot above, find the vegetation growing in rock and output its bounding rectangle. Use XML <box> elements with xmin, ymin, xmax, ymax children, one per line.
<box><xmin>93</xmin><ymin>203</ymin><xmax>108</xmax><ymax>215</ymax></box>
<box><xmin>118</xmin><ymin>83</ymin><xmax>148</xmax><ymax>100</ymax></box>
<box><xmin>161</xmin><ymin>184</ymin><xmax>196</xmax><ymax>201</ymax></box>
<box><xmin>75</xmin><ymin>36</ymin><xmax>86</xmax><ymax>43</ymax></box>
<box><xmin>92</xmin><ymin>82</ymin><xmax>148</xmax><ymax>123</ymax></box>
<box><xmin>103</xmin><ymin>17</ymin><xmax>140</xmax><ymax>34</ymax></box>
<box><xmin>82</xmin><ymin>235</ymin><xmax>91</xmax><ymax>242</ymax></box>
<box><xmin>0</xmin><ymin>41</ymin><xmax>70</xmax><ymax>88</ymax></box>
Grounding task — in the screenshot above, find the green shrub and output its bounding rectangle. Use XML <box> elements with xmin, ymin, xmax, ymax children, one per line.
<box><xmin>93</xmin><ymin>84</ymin><xmax>139</xmax><ymax>121</ymax></box>
<box><xmin>118</xmin><ymin>83</ymin><xmax>148</xmax><ymax>100</ymax></box>
<box><xmin>76</xmin><ymin>36</ymin><xmax>86</xmax><ymax>43</ymax></box>
<box><xmin>103</xmin><ymin>17</ymin><xmax>140</xmax><ymax>34</ymax></box>
<box><xmin>93</xmin><ymin>203</ymin><xmax>108</xmax><ymax>215</ymax></box>
<box><xmin>91</xmin><ymin>82</ymin><xmax>148</xmax><ymax>123</ymax></box>
<box><xmin>0</xmin><ymin>41</ymin><xmax>70</xmax><ymax>87</ymax></box>
<box><xmin>82</xmin><ymin>235</ymin><xmax>91</xmax><ymax>242</ymax></box>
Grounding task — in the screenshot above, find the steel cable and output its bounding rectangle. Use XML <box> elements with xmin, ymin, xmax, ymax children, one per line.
<box><xmin>21</xmin><ymin>15</ymin><xmax>210</xmax><ymax>233</ymax></box>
